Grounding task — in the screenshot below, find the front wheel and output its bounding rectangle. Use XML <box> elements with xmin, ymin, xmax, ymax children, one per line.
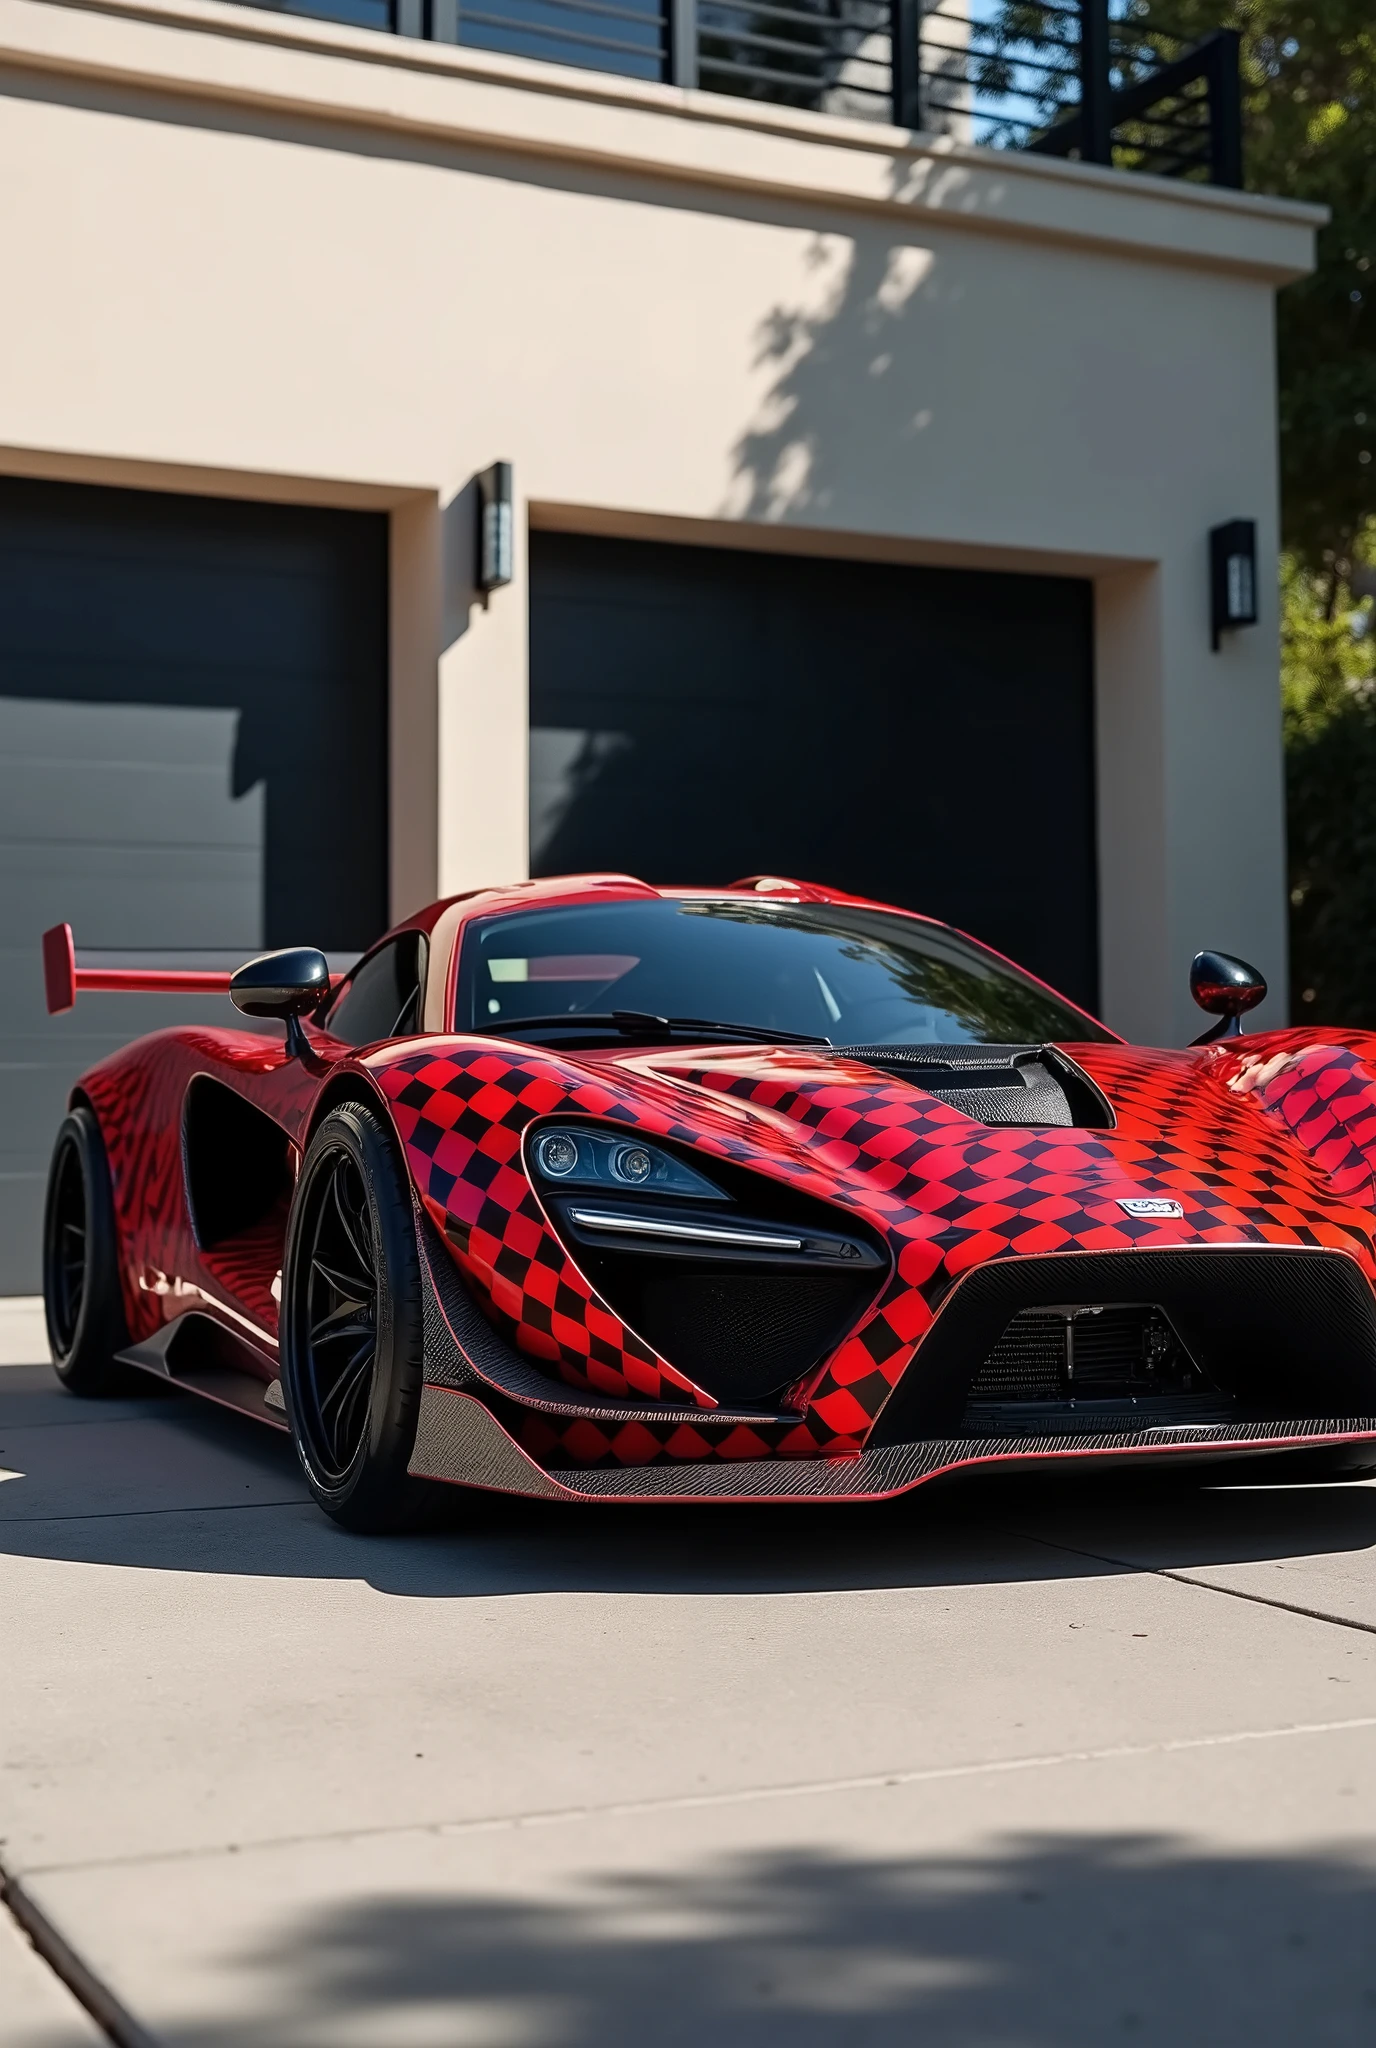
<box><xmin>281</xmin><ymin>1101</ymin><xmax>430</xmax><ymax>1531</ymax></box>
<box><xmin>43</xmin><ymin>1107</ymin><xmax>130</xmax><ymax>1394</ymax></box>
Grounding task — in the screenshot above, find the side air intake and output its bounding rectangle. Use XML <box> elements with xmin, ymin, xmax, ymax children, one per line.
<box><xmin>535</xmin><ymin>1138</ymin><xmax>888</xmax><ymax>1409</ymax></box>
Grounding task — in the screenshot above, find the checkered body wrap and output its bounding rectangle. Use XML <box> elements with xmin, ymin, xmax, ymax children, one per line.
<box><xmin>374</xmin><ymin>1029</ymin><xmax>1376</xmax><ymax>1468</ymax></box>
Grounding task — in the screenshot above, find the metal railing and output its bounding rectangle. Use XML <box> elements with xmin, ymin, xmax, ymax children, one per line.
<box><xmin>262</xmin><ymin>0</ymin><xmax>1244</xmax><ymax>185</ymax></box>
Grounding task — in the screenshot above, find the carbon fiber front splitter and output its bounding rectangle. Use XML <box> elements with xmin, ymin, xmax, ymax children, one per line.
<box><xmin>406</xmin><ymin>1382</ymin><xmax>1376</xmax><ymax>1503</ymax></box>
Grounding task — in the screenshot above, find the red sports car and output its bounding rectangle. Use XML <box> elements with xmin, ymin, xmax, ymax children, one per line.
<box><xmin>39</xmin><ymin>874</ymin><xmax>1376</xmax><ymax>1528</ymax></box>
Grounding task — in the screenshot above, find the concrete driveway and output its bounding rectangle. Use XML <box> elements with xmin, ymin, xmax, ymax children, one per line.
<box><xmin>4</xmin><ymin>1292</ymin><xmax>1376</xmax><ymax>2046</ymax></box>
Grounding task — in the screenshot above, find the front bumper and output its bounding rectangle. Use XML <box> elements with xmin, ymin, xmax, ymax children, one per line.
<box><xmin>409</xmin><ymin>1381</ymin><xmax>1376</xmax><ymax>1501</ymax></box>
<box><xmin>409</xmin><ymin>1212</ymin><xmax>1376</xmax><ymax>1501</ymax></box>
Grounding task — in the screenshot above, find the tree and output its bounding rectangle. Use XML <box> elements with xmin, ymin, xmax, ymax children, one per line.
<box><xmin>1282</xmin><ymin>556</ymin><xmax>1376</xmax><ymax>1020</ymax></box>
<box><xmin>995</xmin><ymin>4</ymin><xmax>1374</xmax><ymax>578</ymax></box>
<box><xmin>1107</xmin><ymin>6</ymin><xmax>1376</xmax><ymax>1016</ymax></box>
<box><xmin>1134</xmin><ymin>2</ymin><xmax>1375</xmax><ymax>581</ymax></box>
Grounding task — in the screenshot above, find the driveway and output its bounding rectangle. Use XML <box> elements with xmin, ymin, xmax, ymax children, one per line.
<box><xmin>3</xmin><ymin>1293</ymin><xmax>1376</xmax><ymax>2045</ymax></box>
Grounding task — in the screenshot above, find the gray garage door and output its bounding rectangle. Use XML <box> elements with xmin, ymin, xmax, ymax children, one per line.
<box><xmin>0</xmin><ymin>478</ymin><xmax>388</xmax><ymax>1293</ymax></box>
<box><xmin>530</xmin><ymin>532</ymin><xmax>1098</xmax><ymax>1014</ymax></box>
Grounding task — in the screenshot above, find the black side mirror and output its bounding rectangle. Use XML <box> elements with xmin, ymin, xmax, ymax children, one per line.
<box><xmin>1189</xmin><ymin>951</ymin><xmax>1267</xmax><ymax>1045</ymax></box>
<box><xmin>230</xmin><ymin>948</ymin><xmax>330</xmax><ymax>1058</ymax></box>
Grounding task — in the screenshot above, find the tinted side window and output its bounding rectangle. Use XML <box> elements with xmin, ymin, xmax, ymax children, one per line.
<box><xmin>326</xmin><ymin>933</ymin><xmax>427</xmax><ymax>1048</ymax></box>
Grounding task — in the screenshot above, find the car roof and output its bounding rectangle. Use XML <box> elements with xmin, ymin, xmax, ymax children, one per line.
<box><xmin>404</xmin><ymin>872</ymin><xmax>947</xmax><ymax>937</ymax></box>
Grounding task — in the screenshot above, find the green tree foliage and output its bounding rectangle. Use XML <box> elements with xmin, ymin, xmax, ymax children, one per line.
<box><xmin>1125</xmin><ymin>1</ymin><xmax>1375</xmax><ymax>574</ymax></box>
<box><xmin>997</xmin><ymin>7</ymin><xmax>1374</xmax><ymax>1013</ymax></box>
<box><xmin>988</xmin><ymin>6</ymin><xmax>1373</xmax><ymax>569</ymax></box>
<box><xmin>1177</xmin><ymin>5</ymin><xmax>1376</xmax><ymax>1018</ymax></box>
<box><xmin>1283</xmin><ymin>552</ymin><xmax>1376</xmax><ymax>1019</ymax></box>
<box><xmin>1102</xmin><ymin>6</ymin><xmax>1375</xmax><ymax>1014</ymax></box>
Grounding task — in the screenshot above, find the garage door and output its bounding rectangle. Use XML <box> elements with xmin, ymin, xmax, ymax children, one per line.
<box><xmin>530</xmin><ymin>531</ymin><xmax>1098</xmax><ymax>1011</ymax></box>
<box><xmin>0</xmin><ymin>477</ymin><xmax>388</xmax><ymax>1292</ymax></box>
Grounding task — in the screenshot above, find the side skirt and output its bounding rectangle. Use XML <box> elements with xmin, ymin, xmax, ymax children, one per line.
<box><xmin>116</xmin><ymin>1312</ymin><xmax>288</xmax><ymax>1433</ymax></box>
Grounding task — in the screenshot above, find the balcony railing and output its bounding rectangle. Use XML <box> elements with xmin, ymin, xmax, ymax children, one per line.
<box><xmin>262</xmin><ymin>0</ymin><xmax>1244</xmax><ymax>187</ymax></box>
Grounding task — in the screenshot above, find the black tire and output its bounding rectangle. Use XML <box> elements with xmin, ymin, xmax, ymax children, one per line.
<box><xmin>281</xmin><ymin>1100</ymin><xmax>430</xmax><ymax>1531</ymax></box>
<box><xmin>43</xmin><ymin>1107</ymin><xmax>130</xmax><ymax>1395</ymax></box>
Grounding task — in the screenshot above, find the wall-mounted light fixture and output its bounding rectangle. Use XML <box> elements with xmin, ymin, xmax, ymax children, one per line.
<box><xmin>1209</xmin><ymin>519</ymin><xmax>1258</xmax><ymax>650</ymax></box>
<box><xmin>478</xmin><ymin>462</ymin><xmax>513</xmax><ymax>598</ymax></box>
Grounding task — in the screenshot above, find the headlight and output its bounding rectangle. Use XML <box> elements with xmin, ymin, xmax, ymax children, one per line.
<box><xmin>534</xmin><ymin>1131</ymin><xmax>579</xmax><ymax>1178</ymax></box>
<box><xmin>530</xmin><ymin>1125</ymin><xmax>725</xmax><ymax>1200</ymax></box>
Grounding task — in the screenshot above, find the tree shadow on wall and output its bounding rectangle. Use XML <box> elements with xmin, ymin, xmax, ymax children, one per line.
<box><xmin>177</xmin><ymin>1835</ymin><xmax>1376</xmax><ymax>2044</ymax></box>
<box><xmin>722</xmin><ymin>149</ymin><xmax>1110</xmax><ymax>539</ymax></box>
<box><xmin>725</xmin><ymin>223</ymin><xmax>951</xmax><ymax>529</ymax></box>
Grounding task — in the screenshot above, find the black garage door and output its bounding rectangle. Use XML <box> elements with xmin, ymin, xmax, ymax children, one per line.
<box><xmin>0</xmin><ymin>477</ymin><xmax>388</xmax><ymax>1292</ymax></box>
<box><xmin>530</xmin><ymin>532</ymin><xmax>1098</xmax><ymax>1011</ymax></box>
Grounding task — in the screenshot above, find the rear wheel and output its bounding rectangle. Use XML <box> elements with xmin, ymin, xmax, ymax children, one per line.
<box><xmin>281</xmin><ymin>1101</ymin><xmax>431</xmax><ymax>1531</ymax></box>
<box><xmin>43</xmin><ymin>1107</ymin><xmax>130</xmax><ymax>1394</ymax></box>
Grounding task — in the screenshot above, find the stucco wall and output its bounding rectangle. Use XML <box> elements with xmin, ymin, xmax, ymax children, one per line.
<box><xmin>0</xmin><ymin>0</ymin><xmax>1321</xmax><ymax>1043</ymax></box>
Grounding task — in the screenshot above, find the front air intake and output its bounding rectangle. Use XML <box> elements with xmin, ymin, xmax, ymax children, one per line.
<box><xmin>962</xmin><ymin>1303</ymin><xmax>1234</xmax><ymax>1436</ymax></box>
<box><xmin>587</xmin><ymin>1263</ymin><xmax>875</xmax><ymax>1407</ymax></box>
<box><xmin>870</xmin><ymin>1246</ymin><xmax>1376</xmax><ymax>1445</ymax></box>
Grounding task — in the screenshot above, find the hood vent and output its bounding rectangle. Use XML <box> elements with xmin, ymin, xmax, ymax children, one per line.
<box><xmin>828</xmin><ymin>1043</ymin><xmax>1114</xmax><ymax>1130</ymax></box>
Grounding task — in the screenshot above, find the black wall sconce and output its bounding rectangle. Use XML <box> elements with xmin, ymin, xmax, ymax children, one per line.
<box><xmin>478</xmin><ymin>462</ymin><xmax>513</xmax><ymax>598</ymax></box>
<box><xmin>1209</xmin><ymin>519</ymin><xmax>1258</xmax><ymax>650</ymax></box>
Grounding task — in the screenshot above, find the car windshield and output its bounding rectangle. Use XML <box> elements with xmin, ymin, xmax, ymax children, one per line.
<box><xmin>455</xmin><ymin>898</ymin><xmax>1112</xmax><ymax>1046</ymax></box>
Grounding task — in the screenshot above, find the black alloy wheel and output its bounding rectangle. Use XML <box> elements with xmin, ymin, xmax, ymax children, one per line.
<box><xmin>299</xmin><ymin>1149</ymin><xmax>379</xmax><ymax>1484</ymax></box>
<box><xmin>42</xmin><ymin>1107</ymin><xmax>130</xmax><ymax>1394</ymax></box>
<box><xmin>281</xmin><ymin>1101</ymin><xmax>431</xmax><ymax>1530</ymax></box>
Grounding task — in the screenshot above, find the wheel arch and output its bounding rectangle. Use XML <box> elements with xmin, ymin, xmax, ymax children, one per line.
<box><xmin>282</xmin><ymin>1066</ymin><xmax>432</xmax><ymax>1528</ymax></box>
<box><xmin>300</xmin><ymin>1067</ymin><xmax>413</xmax><ymax>1183</ymax></box>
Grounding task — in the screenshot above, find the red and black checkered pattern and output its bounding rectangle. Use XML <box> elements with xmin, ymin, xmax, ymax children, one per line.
<box><xmin>377</xmin><ymin>1049</ymin><xmax>717</xmax><ymax>1407</ymax></box>
<box><xmin>506</xmin><ymin>1407</ymin><xmax>838</xmax><ymax>1469</ymax></box>
<box><xmin>1223</xmin><ymin>1037</ymin><xmax>1376</xmax><ymax>1203</ymax></box>
<box><xmin>373</xmin><ymin>1029</ymin><xmax>1376</xmax><ymax>1467</ymax></box>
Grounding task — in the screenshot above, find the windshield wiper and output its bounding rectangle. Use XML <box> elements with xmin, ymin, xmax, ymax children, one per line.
<box><xmin>471</xmin><ymin>1011</ymin><xmax>829</xmax><ymax>1048</ymax></box>
<box><xmin>616</xmin><ymin>1011</ymin><xmax>831</xmax><ymax>1047</ymax></box>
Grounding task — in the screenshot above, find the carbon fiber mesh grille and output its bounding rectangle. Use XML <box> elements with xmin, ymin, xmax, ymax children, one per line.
<box><xmin>961</xmin><ymin>1304</ymin><xmax>1233</xmax><ymax>1435</ymax></box>
<box><xmin>969</xmin><ymin>1306</ymin><xmax>1195</xmax><ymax>1402</ymax></box>
<box><xmin>968</xmin><ymin>1315</ymin><xmax>1065</xmax><ymax>1400</ymax></box>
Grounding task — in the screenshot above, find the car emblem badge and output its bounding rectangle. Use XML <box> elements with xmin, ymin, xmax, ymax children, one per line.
<box><xmin>1118</xmin><ymin>1197</ymin><xmax>1184</xmax><ymax>1219</ymax></box>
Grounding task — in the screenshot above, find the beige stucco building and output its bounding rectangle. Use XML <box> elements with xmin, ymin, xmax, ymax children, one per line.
<box><xmin>0</xmin><ymin>0</ymin><xmax>1322</xmax><ymax>1287</ymax></box>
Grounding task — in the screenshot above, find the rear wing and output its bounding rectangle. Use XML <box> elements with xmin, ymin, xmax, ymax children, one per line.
<box><xmin>42</xmin><ymin>924</ymin><xmax>234</xmax><ymax>1015</ymax></box>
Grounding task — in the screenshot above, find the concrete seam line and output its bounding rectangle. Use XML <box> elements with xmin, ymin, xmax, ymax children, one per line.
<box><xmin>0</xmin><ymin>1860</ymin><xmax>159</xmax><ymax>2048</ymax></box>
<box><xmin>0</xmin><ymin>1497</ymin><xmax>307</xmax><ymax>1525</ymax></box>
<box><xmin>1156</xmin><ymin>1567</ymin><xmax>1376</xmax><ymax>1639</ymax></box>
<box><xmin>18</xmin><ymin>1715</ymin><xmax>1376</xmax><ymax>1877</ymax></box>
<box><xmin>1016</xmin><ymin>1531</ymin><xmax>1376</xmax><ymax>1640</ymax></box>
<box><xmin>0</xmin><ymin>1415</ymin><xmax>188</xmax><ymax>1432</ymax></box>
